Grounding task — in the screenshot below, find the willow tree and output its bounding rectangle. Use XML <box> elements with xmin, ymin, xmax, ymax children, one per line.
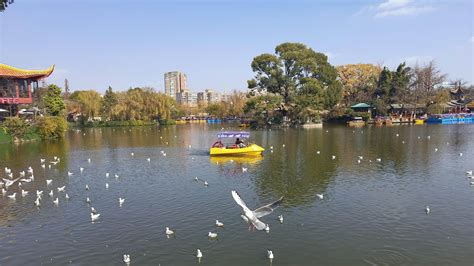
<box><xmin>69</xmin><ymin>90</ymin><xmax>102</xmax><ymax>119</ymax></box>
<box><xmin>247</xmin><ymin>42</ymin><xmax>342</xmax><ymax>124</ymax></box>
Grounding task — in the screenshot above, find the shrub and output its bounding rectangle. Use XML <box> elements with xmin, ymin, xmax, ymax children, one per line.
<box><xmin>159</xmin><ymin>119</ymin><xmax>176</xmax><ymax>125</ymax></box>
<box><xmin>2</xmin><ymin>117</ymin><xmax>28</xmax><ymax>139</ymax></box>
<box><xmin>35</xmin><ymin>116</ymin><xmax>68</xmax><ymax>139</ymax></box>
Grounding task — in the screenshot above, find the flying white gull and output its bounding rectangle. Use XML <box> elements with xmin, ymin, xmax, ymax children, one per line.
<box><xmin>231</xmin><ymin>190</ymin><xmax>283</xmax><ymax>231</ymax></box>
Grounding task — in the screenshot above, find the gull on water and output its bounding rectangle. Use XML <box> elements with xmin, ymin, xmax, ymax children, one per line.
<box><xmin>119</xmin><ymin>198</ymin><xmax>125</xmax><ymax>207</ymax></box>
<box><xmin>215</xmin><ymin>220</ymin><xmax>224</xmax><ymax>227</ymax></box>
<box><xmin>8</xmin><ymin>193</ymin><xmax>16</xmax><ymax>200</ymax></box>
<box><xmin>36</xmin><ymin>190</ymin><xmax>43</xmax><ymax>198</ymax></box>
<box><xmin>278</xmin><ymin>215</ymin><xmax>283</xmax><ymax>223</ymax></box>
<box><xmin>87</xmin><ymin>158</ymin><xmax>91</xmax><ymax>163</ymax></box>
<box><xmin>316</xmin><ymin>150</ymin><xmax>320</xmax><ymax>154</ymax></box>
<box><xmin>53</xmin><ymin>198</ymin><xmax>59</xmax><ymax>205</ymax></box>
<box><xmin>204</xmin><ymin>181</ymin><xmax>209</xmax><ymax>186</ymax></box>
<box><xmin>21</xmin><ymin>189</ymin><xmax>28</xmax><ymax>197</ymax></box>
<box><xmin>65</xmin><ymin>193</ymin><xmax>70</xmax><ymax>199</ymax></box>
<box><xmin>147</xmin><ymin>158</ymin><xmax>151</xmax><ymax>162</ymax></box>
<box><xmin>41</xmin><ymin>164</ymin><xmax>46</xmax><ymax>169</ymax></box>
<box><xmin>242</xmin><ymin>167</ymin><xmax>248</xmax><ymax>172</ymax></box>
<box><xmin>68</xmin><ymin>171</ymin><xmax>73</xmax><ymax>176</ymax></box>
<box><xmin>86</xmin><ymin>197</ymin><xmax>91</xmax><ymax>204</ymax></box>
<box><xmin>376</xmin><ymin>158</ymin><xmax>382</xmax><ymax>162</ymax></box>
<box><xmin>265</xmin><ymin>224</ymin><xmax>270</xmax><ymax>233</ymax></box>
<box><xmin>106</xmin><ymin>183</ymin><xmax>109</xmax><ymax>189</ymax></box>
<box><xmin>208</xmin><ymin>232</ymin><xmax>218</xmax><ymax>239</ymax></box>
<box><xmin>19</xmin><ymin>171</ymin><xmax>25</xmax><ymax>177</ymax></box>
<box><xmin>57</xmin><ymin>186</ymin><xmax>66</xmax><ymax>192</ymax></box>
<box><xmin>332</xmin><ymin>155</ymin><xmax>336</xmax><ymax>160</ymax></box>
<box><xmin>165</xmin><ymin>227</ymin><xmax>174</xmax><ymax>235</ymax></box>
<box><xmin>115</xmin><ymin>174</ymin><xmax>119</xmax><ymax>178</ymax></box>
<box><xmin>194</xmin><ymin>177</ymin><xmax>199</xmax><ymax>182</ymax></box>
<box><xmin>1</xmin><ymin>188</ymin><xmax>6</xmax><ymax>195</ymax></box>
<box><xmin>316</xmin><ymin>193</ymin><xmax>324</xmax><ymax>200</ymax></box>
<box><xmin>466</xmin><ymin>171</ymin><xmax>472</xmax><ymax>176</ymax></box>
<box><xmin>85</xmin><ymin>184</ymin><xmax>89</xmax><ymax>190</ymax></box>
<box><xmin>80</xmin><ymin>167</ymin><xmax>84</xmax><ymax>173</ymax></box>
<box><xmin>130</xmin><ymin>152</ymin><xmax>134</xmax><ymax>156</ymax></box>
<box><xmin>49</xmin><ymin>190</ymin><xmax>54</xmax><ymax>197</ymax></box>
<box><xmin>425</xmin><ymin>206</ymin><xmax>430</xmax><ymax>214</ymax></box>
<box><xmin>196</xmin><ymin>249</ymin><xmax>203</xmax><ymax>258</ymax></box>
<box><xmin>123</xmin><ymin>254</ymin><xmax>130</xmax><ymax>264</ymax></box>
<box><xmin>267</xmin><ymin>250</ymin><xmax>274</xmax><ymax>260</ymax></box>
<box><xmin>105</xmin><ymin>173</ymin><xmax>110</xmax><ymax>178</ymax></box>
<box><xmin>91</xmin><ymin>212</ymin><xmax>100</xmax><ymax>221</ymax></box>
<box><xmin>231</xmin><ymin>190</ymin><xmax>283</xmax><ymax>231</ymax></box>
<box><xmin>35</xmin><ymin>197</ymin><xmax>41</xmax><ymax>207</ymax></box>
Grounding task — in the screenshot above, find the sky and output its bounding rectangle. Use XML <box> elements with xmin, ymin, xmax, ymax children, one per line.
<box><xmin>0</xmin><ymin>0</ymin><xmax>472</xmax><ymax>93</ymax></box>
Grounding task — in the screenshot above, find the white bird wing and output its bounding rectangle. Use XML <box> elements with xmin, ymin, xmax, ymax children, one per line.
<box><xmin>253</xmin><ymin>196</ymin><xmax>284</xmax><ymax>218</ymax></box>
<box><xmin>231</xmin><ymin>190</ymin><xmax>249</xmax><ymax>211</ymax></box>
<box><xmin>249</xmin><ymin>216</ymin><xmax>267</xmax><ymax>230</ymax></box>
<box><xmin>3</xmin><ymin>178</ymin><xmax>19</xmax><ymax>186</ymax></box>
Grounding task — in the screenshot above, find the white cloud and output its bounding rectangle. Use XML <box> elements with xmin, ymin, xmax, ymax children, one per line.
<box><xmin>378</xmin><ymin>0</ymin><xmax>412</xmax><ymax>10</ymax></box>
<box><xmin>470</xmin><ymin>36</ymin><xmax>474</xmax><ymax>43</ymax></box>
<box><xmin>372</xmin><ymin>0</ymin><xmax>435</xmax><ymax>18</ymax></box>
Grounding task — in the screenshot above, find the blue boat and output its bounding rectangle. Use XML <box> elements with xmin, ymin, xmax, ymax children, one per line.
<box><xmin>426</xmin><ymin>113</ymin><xmax>474</xmax><ymax>124</ymax></box>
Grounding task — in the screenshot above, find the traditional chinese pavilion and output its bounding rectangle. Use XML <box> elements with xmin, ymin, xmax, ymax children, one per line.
<box><xmin>0</xmin><ymin>63</ymin><xmax>54</xmax><ymax>113</ymax></box>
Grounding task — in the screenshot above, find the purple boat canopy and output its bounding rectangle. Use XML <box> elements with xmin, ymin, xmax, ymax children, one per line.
<box><xmin>217</xmin><ymin>131</ymin><xmax>250</xmax><ymax>138</ymax></box>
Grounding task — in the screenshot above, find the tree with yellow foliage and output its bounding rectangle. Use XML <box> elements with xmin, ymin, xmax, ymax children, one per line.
<box><xmin>336</xmin><ymin>64</ymin><xmax>381</xmax><ymax>106</ymax></box>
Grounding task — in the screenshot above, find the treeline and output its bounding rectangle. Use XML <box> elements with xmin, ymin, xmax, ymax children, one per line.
<box><xmin>66</xmin><ymin>86</ymin><xmax>176</xmax><ymax>124</ymax></box>
<box><xmin>243</xmin><ymin>42</ymin><xmax>471</xmax><ymax>126</ymax></box>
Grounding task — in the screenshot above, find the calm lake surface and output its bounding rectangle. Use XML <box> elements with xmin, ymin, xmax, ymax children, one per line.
<box><xmin>0</xmin><ymin>124</ymin><xmax>473</xmax><ymax>265</ymax></box>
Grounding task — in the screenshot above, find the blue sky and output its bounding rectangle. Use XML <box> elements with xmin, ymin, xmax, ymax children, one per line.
<box><xmin>0</xmin><ymin>0</ymin><xmax>472</xmax><ymax>93</ymax></box>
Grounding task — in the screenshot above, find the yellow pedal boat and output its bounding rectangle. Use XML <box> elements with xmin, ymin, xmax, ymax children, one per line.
<box><xmin>209</xmin><ymin>131</ymin><xmax>265</xmax><ymax>156</ymax></box>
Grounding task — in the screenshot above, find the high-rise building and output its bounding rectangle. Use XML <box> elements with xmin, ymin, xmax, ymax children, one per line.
<box><xmin>164</xmin><ymin>71</ymin><xmax>187</xmax><ymax>98</ymax></box>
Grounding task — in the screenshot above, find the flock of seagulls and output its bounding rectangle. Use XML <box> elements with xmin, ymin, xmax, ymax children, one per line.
<box><xmin>1</xmin><ymin>128</ymin><xmax>472</xmax><ymax>265</ymax></box>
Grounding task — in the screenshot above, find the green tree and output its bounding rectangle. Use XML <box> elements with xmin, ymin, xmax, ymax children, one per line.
<box><xmin>42</xmin><ymin>84</ymin><xmax>65</xmax><ymax>116</ymax></box>
<box><xmin>0</xmin><ymin>0</ymin><xmax>14</xmax><ymax>11</ymax></box>
<box><xmin>389</xmin><ymin>62</ymin><xmax>412</xmax><ymax>104</ymax></box>
<box><xmin>100</xmin><ymin>86</ymin><xmax>118</xmax><ymax>120</ymax></box>
<box><xmin>69</xmin><ymin>90</ymin><xmax>102</xmax><ymax>119</ymax></box>
<box><xmin>244</xmin><ymin>94</ymin><xmax>284</xmax><ymax>126</ymax></box>
<box><xmin>247</xmin><ymin>42</ymin><xmax>342</xmax><ymax>124</ymax></box>
<box><xmin>374</xmin><ymin>66</ymin><xmax>392</xmax><ymax>101</ymax></box>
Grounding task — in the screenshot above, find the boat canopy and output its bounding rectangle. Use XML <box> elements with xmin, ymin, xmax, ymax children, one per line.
<box><xmin>217</xmin><ymin>131</ymin><xmax>250</xmax><ymax>138</ymax></box>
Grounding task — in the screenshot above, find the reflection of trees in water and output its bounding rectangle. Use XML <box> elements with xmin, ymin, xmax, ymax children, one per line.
<box><xmin>252</xmin><ymin>128</ymin><xmax>339</xmax><ymax>207</ymax></box>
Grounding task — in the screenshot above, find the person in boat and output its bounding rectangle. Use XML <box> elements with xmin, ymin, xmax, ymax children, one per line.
<box><xmin>235</xmin><ymin>138</ymin><xmax>246</xmax><ymax>148</ymax></box>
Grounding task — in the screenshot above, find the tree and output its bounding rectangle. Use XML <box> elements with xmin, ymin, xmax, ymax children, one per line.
<box><xmin>109</xmin><ymin>87</ymin><xmax>175</xmax><ymax>121</ymax></box>
<box><xmin>0</xmin><ymin>0</ymin><xmax>14</xmax><ymax>11</ymax></box>
<box><xmin>69</xmin><ymin>90</ymin><xmax>102</xmax><ymax>119</ymax></box>
<box><xmin>42</xmin><ymin>84</ymin><xmax>65</xmax><ymax>116</ymax></box>
<box><xmin>100</xmin><ymin>86</ymin><xmax>118</xmax><ymax>120</ymax></box>
<box><xmin>225</xmin><ymin>90</ymin><xmax>247</xmax><ymax>118</ymax></box>
<box><xmin>336</xmin><ymin>64</ymin><xmax>381</xmax><ymax>106</ymax></box>
<box><xmin>389</xmin><ymin>62</ymin><xmax>412</xmax><ymax>104</ymax></box>
<box><xmin>247</xmin><ymin>42</ymin><xmax>342</xmax><ymax>124</ymax></box>
<box><xmin>374</xmin><ymin>66</ymin><xmax>392</xmax><ymax>100</ymax></box>
<box><xmin>244</xmin><ymin>94</ymin><xmax>284</xmax><ymax>126</ymax></box>
<box><xmin>411</xmin><ymin>60</ymin><xmax>447</xmax><ymax>106</ymax></box>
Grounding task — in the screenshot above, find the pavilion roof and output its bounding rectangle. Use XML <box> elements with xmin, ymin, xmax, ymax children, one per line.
<box><xmin>0</xmin><ymin>63</ymin><xmax>54</xmax><ymax>79</ymax></box>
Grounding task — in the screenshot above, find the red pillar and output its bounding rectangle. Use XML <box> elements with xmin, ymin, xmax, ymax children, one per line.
<box><xmin>28</xmin><ymin>80</ymin><xmax>32</xmax><ymax>98</ymax></box>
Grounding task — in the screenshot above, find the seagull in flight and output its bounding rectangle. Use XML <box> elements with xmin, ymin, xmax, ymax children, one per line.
<box><xmin>231</xmin><ymin>190</ymin><xmax>283</xmax><ymax>231</ymax></box>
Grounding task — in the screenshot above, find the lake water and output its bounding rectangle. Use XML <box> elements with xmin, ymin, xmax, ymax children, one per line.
<box><xmin>0</xmin><ymin>124</ymin><xmax>473</xmax><ymax>265</ymax></box>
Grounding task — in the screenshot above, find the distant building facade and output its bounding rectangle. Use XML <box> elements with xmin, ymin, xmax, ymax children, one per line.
<box><xmin>164</xmin><ymin>71</ymin><xmax>187</xmax><ymax>98</ymax></box>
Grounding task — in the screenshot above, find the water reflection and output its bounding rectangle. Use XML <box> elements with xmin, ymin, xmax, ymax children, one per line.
<box><xmin>0</xmin><ymin>124</ymin><xmax>472</xmax><ymax>265</ymax></box>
